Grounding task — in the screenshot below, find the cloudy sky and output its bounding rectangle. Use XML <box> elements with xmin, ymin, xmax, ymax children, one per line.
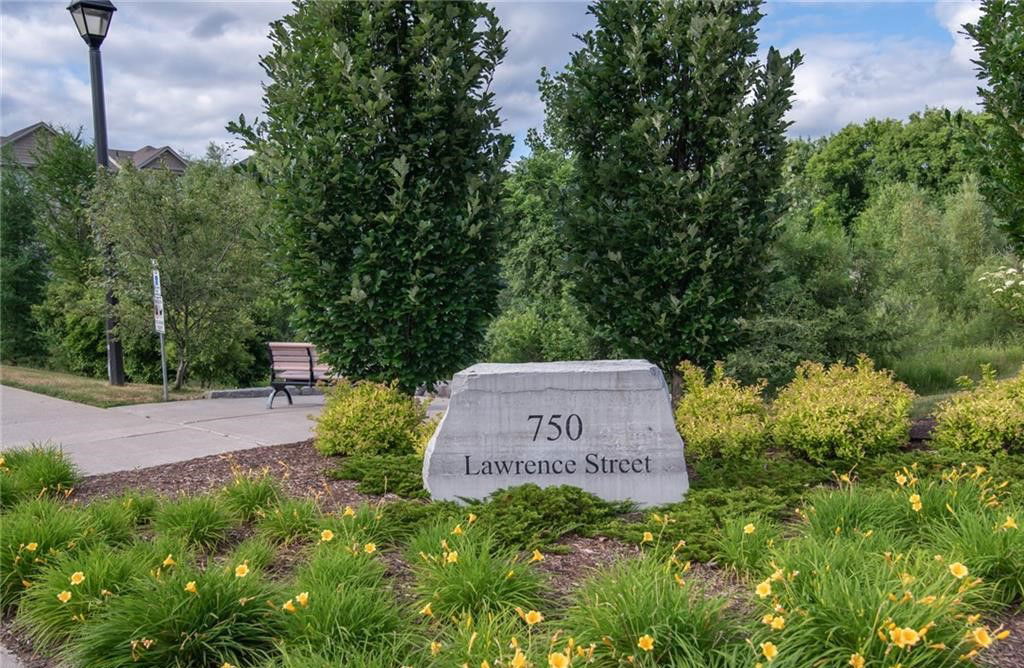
<box><xmin>1</xmin><ymin>1</ymin><xmax>984</xmax><ymax>161</ymax></box>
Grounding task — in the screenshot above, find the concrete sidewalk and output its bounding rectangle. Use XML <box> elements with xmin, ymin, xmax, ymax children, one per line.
<box><xmin>0</xmin><ymin>385</ymin><xmax>325</xmax><ymax>475</ymax></box>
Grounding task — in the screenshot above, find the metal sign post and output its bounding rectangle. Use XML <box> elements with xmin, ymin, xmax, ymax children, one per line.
<box><xmin>152</xmin><ymin>260</ymin><xmax>168</xmax><ymax>401</ymax></box>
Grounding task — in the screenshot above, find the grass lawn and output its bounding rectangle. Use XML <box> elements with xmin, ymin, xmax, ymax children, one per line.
<box><xmin>0</xmin><ymin>364</ymin><xmax>204</xmax><ymax>408</ymax></box>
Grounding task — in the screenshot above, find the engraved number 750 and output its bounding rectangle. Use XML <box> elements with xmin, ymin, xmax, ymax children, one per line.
<box><xmin>527</xmin><ymin>414</ymin><xmax>583</xmax><ymax>442</ymax></box>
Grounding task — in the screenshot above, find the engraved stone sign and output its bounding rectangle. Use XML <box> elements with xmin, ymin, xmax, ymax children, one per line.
<box><xmin>422</xmin><ymin>360</ymin><xmax>689</xmax><ymax>507</ymax></box>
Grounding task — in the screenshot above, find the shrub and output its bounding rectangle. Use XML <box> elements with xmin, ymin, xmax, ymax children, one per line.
<box><xmin>154</xmin><ymin>496</ymin><xmax>237</xmax><ymax>550</ymax></box>
<box><xmin>674</xmin><ymin>361</ymin><xmax>768</xmax><ymax>460</ymax></box>
<box><xmin>68</xmin><ymin>563</ymin><xmax>285</xmax><ymax>667</ymax></box>
<box><xmin>14</xmin><ymin>542</ymin><xmax>154</xmax><ymax>652</ymax></box>
<box><xmin>408</xmin><ymin>520</ymin><xmax>545</xmax><ymax>618</ymax></box>
<box><xmin>1</xmin><ymin>498</ymin><xmax>91</xmax><ymax>608</ymax></box>
<box><xmin>314</xmin><ymin>382</ymin><xmax>427</xmax><ymax>456</ymax></box>
<box><xmin>222</xmin><ymin>537</ymin><xmax>278</xmax><ymax>574</ymax></box>
<box><xmin>221</xmin><ymin>470</ymin><xmax>283</xmax><ymax>520</ymax></box>
<box><xmin>328</xmin><ymin>454</ymin><xmax>427</xmax><ymax>498</ymax></box>
<box><xmin>282</xmin><ymin>545</ymin><xmax>406</xmax><ymax>660</ymax></box>
<box><xmin>771</xmin><ymin>356</ymin><xmax>914</xmax><ymax>462</ymax></box>
<box><xmin>932</xmin><ymin>365</ymin><xmax>1024</xmax><ymax>454</ymax></box>
<box><xmin>0</xmin><ymin>445</ymin><xmax>79</xmax><ymax>508</ymax></box>
<box><xmin>257</xmin><ymin>498</ymin><xmax>319</xmax><ymax>545</ymax></box>
<box><xmin>471</xmin><ymin>484</ymin><xmax>630</xmax><ymax>551</ymax></box>
<box><xmin>561</xmin><ymin>556</ymin><xmax>743</xmax><ymax>667</ymax></box>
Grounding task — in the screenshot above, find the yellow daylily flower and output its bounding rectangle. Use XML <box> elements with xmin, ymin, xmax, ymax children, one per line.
<box><xmin>970</xmin><ymin>627</ymin><xmax>993</xmax><ymax>648</ymax></box>
<box><xmin>641</xmin><ymin>531</ymin><xmax>654</xmax><ymax>543</ymax></box>
<box><xmin>69</xmin><ymin>571</ymin><xmax>85</xmax><ymax>586</ymax></box>
<box><xmin>756</xmin><ymin>580</ymin><xmax>772</xmax><ymax>598</ymax></box>
<box><xmin>25</xmin><ymin>542</ymin><xmax>38</xmax><ymax>552</ymax></box>
<box><xmin>364</xmin><ymin>543</ymin><xmax>377</xmax><ymax>554</ymax></box>
<box><xmin>57</xmin><ymin>590</ymin><xmax>71</xmax><ymax>603</ymax></box>
<box><xmin>530</xmin><ymin>549</ymin><xmax>544</xmax><ymax>563</ymax></box>
<box><xmin>1002</xmin><ymin>516</ymin><xmax>1017</xmax><ymax>530</ymax></box>
<box><xmin>184</xmin><ymin>581</ymin><xmax>197</xmax><ymax>594</ymax></box>
<box><xmin>162</xmin><ymin>554</ymin><xmax>175</xmax><ymax>567</ymax></box>
<box><xmin>430</xmin><ymin>641</ymin><xmax>443</xmax><ymax>656</ymax></box>
<box><xmin>849</xmin><ymin>653</ymin><xmax>865</xmax><ymax>668</ymax></box>
<box><xmin>638</xmin><ymin>634</ymin><xmax>654</xmax><ymax>652</ymax></box>
<box><xmin>320</xmin><ymin>529</ymin><xmax>335</xmax><ymax>542</ymax></box>
<box><xmin>760</xmin><ymin>641</ymin><xmax>778</xmax><ymax>661</ymax></box>
<box><xmin>343</xmin><ymin>506</ymin><xmax>356</xmax><ymax>517</ymax></box>
<box><xmin>234</xmin><ymin>563</ymin><xmax>250</xmax><ymax>578</ymax></box>
<box><xmin>743</xmin><ymin>523</ymin><xmax>756</xmax><ymax>534</ymax></box>
<box><xmin>420</xmin><ymin>602</ymin><xmax>433</xmax><ymax>617</ymax></box>
<box><xmin>282</xmin><ymin>599</ymin><xmax>297</xmax><ymax>613</ymax></box>
<box><xmin>548</xmin><ymin>652</ymin><xmax>569</xmax><ymax>668</ymax></box>
<box><xmin>296</xmin><ymin>591</ymin><xmax>309</xmax><ymax>607</ymax></box>
<box><xmin>948</xmin><ymin>562</ymin><xmax>969</xmax><ymax>579</ymax></box>
<box><xmin>524</xmin><ymin>610</ymin><xmax>543</xmax><ymax>625</ymax></box>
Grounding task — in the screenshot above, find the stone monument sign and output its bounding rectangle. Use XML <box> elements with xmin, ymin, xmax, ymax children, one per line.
<box><xmin>422</xmin><ymin>360</ymin><xmax>689</xmax><ymax>507</ymax></box>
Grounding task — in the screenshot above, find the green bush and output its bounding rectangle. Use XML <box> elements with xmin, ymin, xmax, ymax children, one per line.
<box><xmin>68</xmin><ymin>562</ymin><xmax>285</xmax><ymax>667</ymax></box>
<box><xmin>561</xmin><ymin>556</ymin><xmax>743</xmax><ymax>667</ymax></box>
<box><xmin>408</xmin><ymin>520</ymin><xmax>545</xmax><ymax>618</ymax></box>
<box><xmin>932</xmin><ymin>365</ymin><xmax>1024</xmax><ymax>454</ymax></box>
<box><xmin>771</xmin><ymin>356</ymin><xmax>914</xmax><ymax>462</ymax></box>
<box><xmin>674</xmin><ymin>361</ymin><xmax>768</xmax><ymax>460</ymax></box>
<box><xmin>715</xmin><ymin>514</ymin><xmax>781</xmax><ymax>574</ymax></box>
<box><xmin>153</xmin><ymin>496</ymin><xmax>237</xmax><ymax>550</ymax></box>
<box><xmin>329</xmin><ymin>454</ymin><xmax>427</xmax><ymax>498</ymax></box>
<box><xmin>471</xmin><ymin>484</ymin><xmax>630</xmax><ymax>551</ymax></box>
<box><xmin>314</xmin><ymin>382</ymin><xmax>426</xmax><ymax>457</ymax></box>
<box><xmin>0</xmin><ymin>445</ymin><xmax>79</xmax><ymax>508</ymax></box>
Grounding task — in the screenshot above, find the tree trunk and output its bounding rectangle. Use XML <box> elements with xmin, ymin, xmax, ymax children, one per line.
<box><xmin>173</xmin><ymin>356</ymin><xmax>188</xmax><ymax>390</ymax></box>
<box><xmin>670</xmin><ymin>368</ymin><xmax>683</xmax><ymax>407</ymax></box>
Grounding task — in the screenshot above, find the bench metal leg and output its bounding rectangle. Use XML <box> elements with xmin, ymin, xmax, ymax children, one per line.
<box><xmin>267</xmin><ymin>386</ymin><xmax>293</xmax><ymax>409</ymax></box>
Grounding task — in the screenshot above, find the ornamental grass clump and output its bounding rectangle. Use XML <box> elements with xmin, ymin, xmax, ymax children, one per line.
<box><xmin>221</xmin><ymin>470</ymin><xmax>283</xmax><ymax>520</ymax></box>
<box><xmin>751</xmin><ymin>533</ymin><xmax>1002</xmax><ymax>668</ymax></box>
<box><xmin>154</xmin><ymin>495</ymin><xmax>237</xmax><ymax>550</ymax></box>
<box><xmin>14</xmin><ymin>542</ymin><xmax>156</xmax><ymax>653</ymax></box>
<box><xmin>716</xmin><ymin>515</ymin><xmax>781</xmax><ymax>574</ymax></box>
<box><xmin>82</xmin><ymin>497</ymin><xmax>138</xmax><ymax>547</ymax></box>
<box><xmin>282</xmin><ymin>543</ymin><xmax>406</xmax><ymax>661</ymax></box>
<box><xmin>0</xmin><ymin>445</ymin><xmax>79</xmax><ymax>509</ymax></box>
<box><xmin>425</xmin><ymin>612</ymin><xmax>552</xmax><ymax>667</ymax></box>
<box><xmin>932</xmin><ymin>365</ymin><xmax>1024</xmax><ymax>454</ymax></box>
<box><xmin>68</xmin><ymin>562</ymin><xmax>285</xmax><ymax>668</ymax></box>
<box><xmin>771</xmin><ymin>356</ymin><xmax>914</xmax><ymax>462</ymax></box>
<box><xmin>561</xmin><ymin>556</ymin><xmax>743</xmax><ymax>667</ymax></box>
<box><xmin>256</xmin><ymin>498</ymin><xmax>319</xmax><ymax>545</ymax></box>
<box><xmin>314</xmin><ymin>381</ymin><xmax>426</xmax><ymax>456</ymax></box>
<box><xmin>674</xmin><ymin>361</ymin><xmax>768</xmax><ymax>460</ymax></box>
<box><xmin>1</xmin><ymin>498</ymin><xmax>92</xmax><ymax>608</ymax></box>
<box><xmin>409</xmin><ymin>519</ymin><xmax>544</xmax><ymax>618</ymax></box>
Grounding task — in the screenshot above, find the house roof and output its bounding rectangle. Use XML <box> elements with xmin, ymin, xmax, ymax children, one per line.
<box><xmin>1</xmin><ymin>122</ymin><xmax>189</xmax><ymax>173</ymax></box>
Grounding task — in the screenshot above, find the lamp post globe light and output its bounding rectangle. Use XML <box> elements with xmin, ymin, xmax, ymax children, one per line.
<box><xmin>68</xmin><ymin>0</ymin><xmax>125</xmax><ymax>385</ymax></box>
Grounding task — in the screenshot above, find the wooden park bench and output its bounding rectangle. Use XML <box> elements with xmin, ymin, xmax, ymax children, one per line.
<box><xmin>266</xmin><ymin>342</ymin><xmax>334</xmax><ymax>408</ymax></box>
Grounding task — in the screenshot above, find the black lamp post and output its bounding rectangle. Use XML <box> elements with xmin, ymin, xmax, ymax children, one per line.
<box><xmin>68</xmin><ymin>0</ymin><xmax>124</xmax><ymax>385</ymax></box>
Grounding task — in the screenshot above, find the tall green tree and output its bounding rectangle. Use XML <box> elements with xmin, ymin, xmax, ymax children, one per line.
<box><xmin>90</xmin><ymin>154</ymin><xmax>271</xmax><ymax>388</ymax></box>
<box><xmin>0</xmin><ymin>157</ymin><xmax>46</xmax><ymax>361</ymax></box>
<box><xmin>541</xmin><ymin>0</ymin><xmax>800</xmax><ymax>378</ymax></box>
<box><xmin>965</xmin><ymin>0</ymin><xmax>1024</xmax><ymax>252</ymax></box>
<box><xmin>25</xmin><ymin>129</ymin><xmax>109</xmax><ymax>376</ymax></box>
<box><xmin>231</xmin><ymin>0</ymin><xmax>512</xmax><ymax>392</ymax></box>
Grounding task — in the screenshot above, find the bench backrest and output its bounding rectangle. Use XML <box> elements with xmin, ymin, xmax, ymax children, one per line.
<box><xmin>268</xmin><ymin>342</ymin><xmax>332</xmax><ymax>384</ymax></box>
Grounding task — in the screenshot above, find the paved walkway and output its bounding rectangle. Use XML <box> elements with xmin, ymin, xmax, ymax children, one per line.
<box><xmin>0</xmin><ymin>385</ymin><xmax>326</xmax><ymax>475</ymax></box>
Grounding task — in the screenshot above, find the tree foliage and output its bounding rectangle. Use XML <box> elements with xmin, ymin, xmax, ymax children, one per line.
<box><xmin>231</xmin><ymin>0</ymin><xmax>512</xmax><ymax>392</ymax></box>
<box><xmin>90</xmin><ymin>155</ymin><xmax>270</xmax><ymax>388</ymax></box>
<box><xmin>0</xmin><ymin>158</ymin><xmax>46</xmax><ymax>361</ymax></box>
<box><xmin>964</xmin><ymin>0</ymin><xmax>1024</xmax><ymax>252</ymax></box>
<box><xmin>540</xmin><ymin>0</ymin><xmax>801</xmax><ymax>373</ymax></box>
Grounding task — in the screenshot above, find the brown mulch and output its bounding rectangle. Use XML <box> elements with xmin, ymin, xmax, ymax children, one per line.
<box><xmin>980</xmin><ymin>610</ymin><xmax>1024</xmax><ymax>668</ymax></box>
<box><xmin>69</xmin><ymin>440</ymin><xmax>388</xmax><ymax>512</ymax></box>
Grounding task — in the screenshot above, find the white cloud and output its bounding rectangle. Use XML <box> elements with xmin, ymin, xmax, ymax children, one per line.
<box><xmin>0</xmin><ymin>0</ymin><xmax>986</xmax><ymax>158</ymax></box>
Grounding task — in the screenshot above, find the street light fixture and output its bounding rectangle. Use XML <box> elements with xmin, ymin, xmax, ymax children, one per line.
<box><xmin>68</xmin><ymin>0</ymin><xmax>125</xmax><ymax>385</ymax></box>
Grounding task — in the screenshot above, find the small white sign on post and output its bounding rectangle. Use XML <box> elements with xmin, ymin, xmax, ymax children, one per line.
<box><xmin>151</xmin><ymin>261</ymin><xmax>169</xmax><ymax>400</ymax></box>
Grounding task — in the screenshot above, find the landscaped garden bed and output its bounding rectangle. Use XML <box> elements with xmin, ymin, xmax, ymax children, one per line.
<box><xmin>2</xmin><ymin>362</ymin><xmax>1021</xmax><ymax>667</ymax></box>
